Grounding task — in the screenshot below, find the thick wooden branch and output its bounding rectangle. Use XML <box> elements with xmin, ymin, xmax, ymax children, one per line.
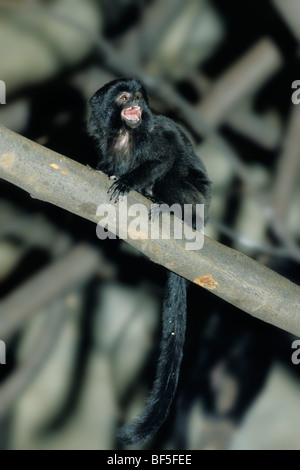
<box><xmin>0</xmin><ymin>125</ymin><xmax>299</xmax><ymax>336</ymax></box>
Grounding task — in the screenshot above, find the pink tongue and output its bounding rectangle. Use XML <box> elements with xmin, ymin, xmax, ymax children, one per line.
<box><xmin>124</xmin><ymin>107</ymin><xmax>141</xmax><ymax>120</ymax></box>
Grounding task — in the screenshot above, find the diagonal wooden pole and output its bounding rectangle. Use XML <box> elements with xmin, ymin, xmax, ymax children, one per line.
<box><xmin>0</xmin><ymin>124</ymin><xmax>299</xmax><ymax>336</ymax></box>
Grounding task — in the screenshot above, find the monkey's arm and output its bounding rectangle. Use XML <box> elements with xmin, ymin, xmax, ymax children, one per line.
<box><xmin>108</xmin><ymin>158</ymin><xmax>174</xmax><ymax>202</ymax></box>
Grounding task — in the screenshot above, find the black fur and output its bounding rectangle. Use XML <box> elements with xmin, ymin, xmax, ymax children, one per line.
<box><xmin>118</xmin><ymin>272</ymin><xmax>187</xmax><ymax>446</ymax></box>
<box><xmin>87</xmin><ymin>78</ymin><xmax>211</xmax><ymax>446</ymax></box>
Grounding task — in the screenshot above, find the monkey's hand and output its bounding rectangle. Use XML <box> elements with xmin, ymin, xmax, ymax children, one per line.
<box><xmin>108</xmin><ymin>178</ymin><xmax>131</xmax><ymax>202</ymax></box>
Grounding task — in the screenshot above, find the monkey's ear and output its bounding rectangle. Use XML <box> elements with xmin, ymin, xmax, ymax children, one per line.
<box><xmin>89</xmin><ymin>94</ymin><xmax>97</xmax><ymax>106</ymax></box>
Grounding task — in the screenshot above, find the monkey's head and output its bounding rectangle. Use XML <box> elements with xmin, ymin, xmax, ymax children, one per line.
<box><xmin>118</xmin><ymin>90</ymin><xmax>142</xmax><ymax>129</ymax></box>
<box><xmin>88</xmin><ymin>78</ymin><xmax>152</xmax><ymax>135</ymax></box>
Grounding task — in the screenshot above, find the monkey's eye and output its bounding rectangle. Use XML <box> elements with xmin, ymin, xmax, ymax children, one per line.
<box><xmin>117</xmin><ymin>92</ymin><xmax>130</xmax><ymax>103</ymax></box>
<box><xmin>135</xmin><ymin>92</ymin><xmax>142</xmax><ymax>100</ymax></box>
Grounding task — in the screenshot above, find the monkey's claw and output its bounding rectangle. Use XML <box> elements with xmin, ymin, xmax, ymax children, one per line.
<box><xmin>108</xmin><ymin>180</ymin><xmax>130</xmax><ymax>202</ymax></box>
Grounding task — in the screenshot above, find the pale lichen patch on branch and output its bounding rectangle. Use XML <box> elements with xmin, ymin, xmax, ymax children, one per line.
<box><xmin>0</xmin><ymin>152</ymin><xmax>15</xmax><ymax>168</ymax></box>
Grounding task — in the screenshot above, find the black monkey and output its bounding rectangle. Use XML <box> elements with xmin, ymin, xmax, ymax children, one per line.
<box><xmin>87</xmin><ymin>78</ymin><xmax>211</xmax><ymax>446</ymax></box>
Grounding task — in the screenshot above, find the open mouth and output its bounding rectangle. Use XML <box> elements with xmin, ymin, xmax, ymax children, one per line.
<box><xmin>121</xmin><ymin>106</ymin><xmax>142</xmax><ymax>125</ymax></box>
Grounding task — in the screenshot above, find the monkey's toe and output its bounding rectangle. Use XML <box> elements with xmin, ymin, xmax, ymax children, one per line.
<box><xmin>108</xmin><ymin>180</ymin><xmax>130</xmax><ymax>202</ymax></box>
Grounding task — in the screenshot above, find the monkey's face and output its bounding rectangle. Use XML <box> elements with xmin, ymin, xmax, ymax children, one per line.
<box><xmin>116</xmin><ymin>90</ymin><xmax>143</xmax><ymax>129</ymax></box>
<box><xmin>88</xmin><ymin>78</ymin><xmax>152</xmax><ymax>136</ymax></box>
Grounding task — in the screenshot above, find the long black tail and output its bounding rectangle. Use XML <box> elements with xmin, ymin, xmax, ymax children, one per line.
<box><xmin>117</xmin><ymin>272</ymin><xmax>187</xmax><ymax>446</ymax></box>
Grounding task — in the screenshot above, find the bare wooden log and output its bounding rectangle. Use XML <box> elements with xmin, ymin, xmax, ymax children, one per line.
<box><xmin>0</xmin><ymin>125</ymin><xmax>299</xmax><ymax>336</ymax></box>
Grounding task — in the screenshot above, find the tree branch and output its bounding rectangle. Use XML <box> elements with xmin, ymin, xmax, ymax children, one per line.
<box><xmin>0</xmin><ymin>299</ymin><xmax>65</xmax><ymax>419</ymax></box>
<box><xmin>0</xmin><ymin>124</ymin><xmax>299</xmax><ymax>336</ymax></box>
<box><xmin>0</xmin><ymin>244</ymin><xmax>104</xmax><ymax>340</ymax></box>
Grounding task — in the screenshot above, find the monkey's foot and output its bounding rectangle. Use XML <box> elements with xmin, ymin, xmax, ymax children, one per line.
<box><xmin>108</xmin><ymin>180</ymin><xmax>130</xmax><ymax>202</ymax></box>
